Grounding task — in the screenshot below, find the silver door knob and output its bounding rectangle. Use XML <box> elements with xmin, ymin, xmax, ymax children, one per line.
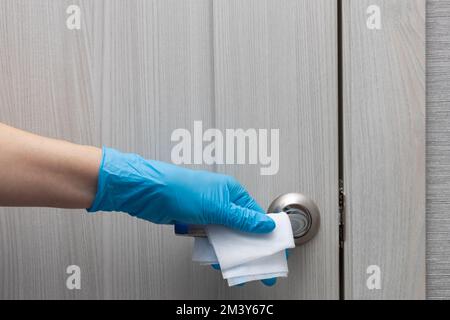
<box><xmin>268</xmin><ymin>193</ymin><xmax>320</xmax><ymax>245</ymax></box>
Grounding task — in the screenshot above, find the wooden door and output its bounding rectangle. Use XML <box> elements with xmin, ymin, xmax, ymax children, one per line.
<box><xmin>0</xmin><ymin>0</ymin><xmax>339</xmax><ymax>299</ymax></box>
<box><xmin>0</xmin><ymin>0</ymin><xmax>426</xmax><ymax>300</ymax></box>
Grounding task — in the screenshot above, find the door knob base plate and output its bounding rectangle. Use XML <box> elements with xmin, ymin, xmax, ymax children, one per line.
<box><xmin>268</xmin><ymin>193</ymin><xmax>320</xmax><ymax>245</ymax></box>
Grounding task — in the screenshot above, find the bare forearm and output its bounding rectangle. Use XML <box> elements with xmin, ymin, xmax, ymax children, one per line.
<box><xmin>0</xmin><ymin>123</ymin><xmax>101</xmax><ymax>208</ymax></box>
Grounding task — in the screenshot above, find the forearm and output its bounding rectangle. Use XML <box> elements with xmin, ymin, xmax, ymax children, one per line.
<box><xmin>0</xmin><ymin>123</ymin><xmax>101</xmax><ymax>208</ymax></box>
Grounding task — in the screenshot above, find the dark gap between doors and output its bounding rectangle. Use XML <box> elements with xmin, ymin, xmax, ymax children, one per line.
<box><xmin>337</xmin><ymin>0</ymin><xmax>345</xmax><ymax>301</ymax></box>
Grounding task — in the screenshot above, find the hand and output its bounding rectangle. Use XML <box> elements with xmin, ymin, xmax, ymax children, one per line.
<box><xmin>88</xmin><ymin>147</ymin><xmax>275</xmax><ymax>234</ymax></box>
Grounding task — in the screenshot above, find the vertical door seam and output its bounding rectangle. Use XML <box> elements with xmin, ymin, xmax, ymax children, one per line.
<box><xmin>337</xmin><ymin>0</ymin><xmax>345</xmax><ymax>301</ymax></box>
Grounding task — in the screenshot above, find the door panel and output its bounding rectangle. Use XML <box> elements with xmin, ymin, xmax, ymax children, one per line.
<box><xmin>342</xmin><ymin>0</ymin><xmax>425</xmax><ymax>299</ymax></box>
<box><xmin>1</xmin><ymin>0</ymin><xmax>427</xmax><ymax>300</ymax></box>
<box><xmin>0</xmin><ymin>0</ymin><xmax>216</xmax><ymax>299</ymax></box>
<box><xmin>0</xmin><ymin>0</ymin><xmax>339</xmax><ymax>299</ymax></box>
<box><xmin>212</xmin><ymin>0</ymin><xmax>339</xmax><ymax>299</ymax></box>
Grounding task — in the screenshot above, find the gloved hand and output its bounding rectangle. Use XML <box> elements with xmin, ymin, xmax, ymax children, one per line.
<box><xmin>87</xmin><ymin>147</ymin><xmax>275</xmax><ymax>234</ymax></box>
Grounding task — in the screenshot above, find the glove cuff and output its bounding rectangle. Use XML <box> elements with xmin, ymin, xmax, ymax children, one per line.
<box><xmin>86</xmin><ymin>146</ymin><xmax>114</xmax><ymax>213</ymax></box>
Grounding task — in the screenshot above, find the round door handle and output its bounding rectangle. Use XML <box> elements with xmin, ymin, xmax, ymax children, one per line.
<box><xmin>268</xmin><ymin>193</ymin><xmax>320</xmax><ymax>245</ymax></box>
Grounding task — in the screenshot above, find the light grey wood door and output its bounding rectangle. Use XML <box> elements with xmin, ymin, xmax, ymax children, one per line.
<box><xmin>0</xmin><ymin>0</ymin><xmax>339</xmax><ymax>299</ymax></box>
<box><xmin>342</xmin><ymin>0</ymin><xmax>426</xmax><ymax>299</ymax></box>
<box><xmin>0</xmin><ymin>0</ymin><xmax>428</xmax><ymax>300</ymax></box>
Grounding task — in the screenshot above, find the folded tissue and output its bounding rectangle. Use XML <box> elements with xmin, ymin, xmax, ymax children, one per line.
<box><xmin>192</xmin><ymin>212</ymin><xmax>295</xmax><ymax>286</ymax></box>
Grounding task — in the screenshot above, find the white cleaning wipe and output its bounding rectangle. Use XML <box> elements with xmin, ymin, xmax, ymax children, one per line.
<box><xmin>221</xmin><ymin>250</ymin><xmax>288</xmax><ymax>279</ymax></box>
<box><xmin>192</xmin><ymin>238</ymin><xmax>288</xmax><ymax>279</ymax></box>
<box><xmin>205</xmin><ymin>213</ymin><xmax>294</xmax><ymax>270</ymax></box>
<box><xmin>192</xmin><ymin>212</ymin><xmax>295</xmax><ymax>286</ymax></box>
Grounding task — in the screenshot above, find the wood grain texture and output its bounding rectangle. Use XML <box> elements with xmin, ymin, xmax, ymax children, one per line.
<box><xmin>0</xmin><ymin>0</ymin><xmax>217</xmax><ymax>299</ymax></box>
<box><xmin>212</xmin><ymin>0</ymin><xmax>339</xmax><ymax>299</ymax></box>
<box><xmin>342</xmin><ymin>0</ymin><xmax>426</xmax><ymax>299</ymax></box>
<box><xmin>0</xmin><ymin>0</ymin><xmax>339</xmax><ymax>299</ymax></box>
<box><xmin>73</xmin><ymin>0</ymin><xmax>219</xmax><ymax>299</ymax></box>
<box><xmin>0</xmin><ymin>0</ymin><xmax>102</xmax><ymax>299</ymax></box>
<box><xmin>426</xmin><ymin>0</ymin><xmax>450</xmax><ymax>300</ymax></box>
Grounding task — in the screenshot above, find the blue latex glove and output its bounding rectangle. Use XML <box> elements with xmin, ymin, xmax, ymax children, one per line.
<box><xmin>88</xmin><ymin>147</ymin><xmax>275</xmax><ymax>234</ymax></box>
